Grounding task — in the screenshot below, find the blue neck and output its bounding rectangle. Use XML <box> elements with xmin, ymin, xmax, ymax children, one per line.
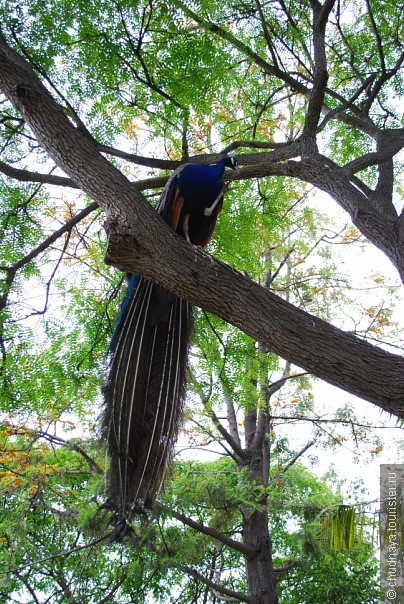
<box><xmin>179</xmin><ymin>159</ymin><xmax>227</xmax><ymax>189</ymax></box>
<box><xmin>213</xmin><ymin>158</ymin><xmax>228</xmax><ymax>178</ymax></box>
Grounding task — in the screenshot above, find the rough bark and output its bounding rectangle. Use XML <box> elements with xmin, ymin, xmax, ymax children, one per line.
<box><xmin>243</xmin><ymin>508</ymin><xmax>277</xmax><ymax>604</ymax></box>
<box><xmin>241</xmin><ymin>441</ymin><xmax>278</xmax><ymax>604</ymax></box>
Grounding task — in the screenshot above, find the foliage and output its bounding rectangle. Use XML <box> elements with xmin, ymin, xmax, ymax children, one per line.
<box><xmin>0</xmin><ymin>432</ymin><xmax>379</xmax><ymax>603</ymax></box>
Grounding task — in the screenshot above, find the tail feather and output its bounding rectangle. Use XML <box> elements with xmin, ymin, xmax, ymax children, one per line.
<box><xmin>103</xmin><ymin>276</ymin><xmax>192</xmax><ymax>514</ymax></box>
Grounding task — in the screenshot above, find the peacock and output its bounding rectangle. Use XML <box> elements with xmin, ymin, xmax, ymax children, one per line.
<box><xmin>102</xmin><ymin>155</ymin><xmax>238</xmax><ymax>518</ymax></box>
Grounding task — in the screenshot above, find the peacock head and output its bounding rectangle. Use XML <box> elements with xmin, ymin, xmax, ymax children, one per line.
<box><xmin>222</xmin><ymin>155</ymin><xmax>238</xmax><ymax>171</ymax></box>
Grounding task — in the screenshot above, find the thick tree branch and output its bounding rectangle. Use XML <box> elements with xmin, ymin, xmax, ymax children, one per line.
<box><xmin>302</xmin><ymin>0</ymin><xmax>334</xmax><ymax>141</ymax></box>
<box><xmin>107</xmin><ymin>232</ymin><xmax>404</xmax><ymax>415</ymax></box>
<box><xmin>343</xmin><ymin>128</ymin><xmax>404</xmax><ymax>177</ymax></box>
<box><xmin>0</xmin><ymin>159</ymin><xmax>79</xmax><ymax>187</ymax></box>
<box><xmin>314</xmin><ymin>0</ymin><xmax>336</xmax><ymax>31</ymax></box>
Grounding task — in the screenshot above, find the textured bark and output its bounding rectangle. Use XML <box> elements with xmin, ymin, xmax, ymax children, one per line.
<box><xmin>243</xmin><ymin>509</ymin><xmax>277</xmax><ymax>604</ymax></box>
<box><xmin>241</xmin><ymin>421</ymin><xmax>277</xmax><ymax>604</ymax></box>
<box><xmin>1</xmin><ymin>22</ymin><xmax>402</xmax><ymax>604</ymax></box>
<box><xmin>242</xmin><ymin>448</ymin><xmax>278</xmax><ymax>604</ymax></box>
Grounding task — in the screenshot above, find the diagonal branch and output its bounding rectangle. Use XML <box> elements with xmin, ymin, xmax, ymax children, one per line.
<box><xmin>271</xmin><ymin>440</ymin><xmax>316</xmax><ymax>482</ymax></box>
<box><xmin>0</xmin><ymin>201</ymin><xmax>99</xmax><ymax>312</ymax></box>
<box><xmin>190</xmin><ymin>370</ymin><xmax>245</xmax><ymax>461</ymax></box>
<box><xmin>254</xmin><ymin>0</ymin><xmax>278</xmax><ymax>67</ymax></box>
<box><xmin>183</xmin><ymin>565</ymin><xmax>252</xmax><ymax>603</ymax></box>
<box><xmin>362</xmin><ymin>49</ymin><xmax>404</xmax><ymax>115</ymax></box>
<box><xmin>208</xmin><ymin>406</ymin><xmax>246</xmax><ymax>461</ymax></box>
<box><xmin>1</xmin><ymin>534</ymin><xmax>111</xmax><ymax>576</ymax></box>
<box><xmin>159</xmin><ymin>505</ymin><xmax>255</xmax><ymax>557</ymax></box>
<box><xmin>266</xmin><ymin>371</ymin><xmax>308</xmax><ymax>399</ymax></box>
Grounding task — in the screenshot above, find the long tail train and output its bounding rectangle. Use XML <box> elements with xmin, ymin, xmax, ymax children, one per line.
<box><xmin>103</xmin><ymin>276</ymin><xmax>192</xmax><ymax>513</ymax></box>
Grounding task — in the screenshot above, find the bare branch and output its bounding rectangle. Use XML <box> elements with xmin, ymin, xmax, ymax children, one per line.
<box><xmin>207</xmin><ymin>405</ymin><xmax>246</xmax><ymax>462</ymax></box>
<box><xmin>183</xmin><ymin>565</ymin><xmax>252</xmax><ymax>603</ymax></box>
<box><xmin>190</xmin><ymin>369</ymin><xmax>245</xmax><ymax>461</ymax></box>
<box><xmin>0</xmin><ymin>159</ymin><xmax>78</xmax><ymax>187</ymax></box>
<box><xmin>13</xmin><ymin>572</ymin><xmax>41</xmax><ymax>604</ymax></box>
<box><xmin>187</xmin><ymin>415</ymin><xmax>241</xmax><ymax>463</ymax></box>
<box><xmin>113</xmin><ymin>9</ymin><xmax>185</xmax><ymax>112</ymax></box>
<box><xmin>0</xmin><ymin>201</ymin><xmax>99</xmax><ymax>313</ymax></box>
<box><xmin>98</xmin><ymin>574</ymin><xmax>127</xmax><ymax>604</ymax></box>
<box><xmin>271</xmin><ymin>440</ymin><xmax>316</xmax><ymax>481</ymax></box>
<box><xmin>266</xmin><ymin>370</ymin><xmax>308</xmax><ymax>400</ymax></box>
<box><xmin>275</xmin><ymin>0</ymin><xmax>314</xmax><ymax>68</ymax></box>
<box><xmin>362</xmin><ymin>49</ymin><xmax>404</xmax><ymax>115</ymax></box>
<box><xmin>270</xmin><ymin>414</ymin><xmax>397</xmax><ymax>430</ymax></box>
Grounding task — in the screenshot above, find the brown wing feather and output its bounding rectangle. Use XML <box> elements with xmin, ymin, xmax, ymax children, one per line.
<box><xmin>169</xmin><ymin>188</ymin><xmax>185</xmax><ymax>231</ymax></box>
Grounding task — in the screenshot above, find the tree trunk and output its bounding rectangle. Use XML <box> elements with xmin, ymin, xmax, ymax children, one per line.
<box><xmin>243</xmin><ymin>508</ymin><xmax>278</xmax><ymax>604</ymax></box>
<box><xmin>241</xmin><ymin>436</ymin><xmax>278</xmax><ymax>604</ymax></box>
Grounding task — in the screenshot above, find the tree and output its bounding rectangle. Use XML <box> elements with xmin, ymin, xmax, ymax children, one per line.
<box><xmin>0</xmin><ymin>0</ymin><xmax>403</xmax><ymax>602</ymax></box>
<box><xmin>0</xmin><ymin>427</ymin><xmax>380</xmax><ymax>603</ymax></box>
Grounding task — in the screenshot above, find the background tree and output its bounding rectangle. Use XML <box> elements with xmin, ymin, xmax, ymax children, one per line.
<box><xmin>0</xmin><ymin>0</ymin><xmax>403</xmax><ymax>602</ymax></box>
<box><xmin>0</xmin><ymin>425</ymin><xmax>380</xmax><ymax>603</ymax></box>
